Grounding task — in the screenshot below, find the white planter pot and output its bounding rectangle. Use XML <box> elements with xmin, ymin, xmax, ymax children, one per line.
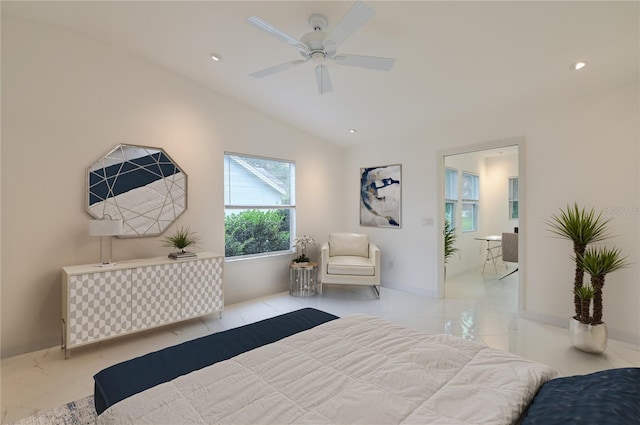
<box><xmin>569</xmin><ymin>318</ymin><xmax>607</xmax><ymax>354</ymax></box>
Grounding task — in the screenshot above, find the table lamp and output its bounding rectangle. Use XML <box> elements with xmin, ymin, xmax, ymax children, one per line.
<box><xmin>89</xmin><ymin>215</ymin><xmax>123</xmax><ymax>267</ymax></box>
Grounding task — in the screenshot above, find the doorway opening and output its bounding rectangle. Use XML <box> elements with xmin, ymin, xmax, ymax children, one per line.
<box><xmin>437</xmin><ymin>138</ymin><xmax>524</xmax><ymax>315</ymax></box>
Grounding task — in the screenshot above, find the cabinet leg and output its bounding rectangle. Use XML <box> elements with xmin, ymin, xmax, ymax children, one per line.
<box><xmin>61</xmin><ymin>319</ymin><xmax>70</xmax><ymax>359</ymax></box>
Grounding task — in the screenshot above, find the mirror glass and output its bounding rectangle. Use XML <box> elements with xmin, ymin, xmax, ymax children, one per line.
<box><xmin>87</xmin><ymin>144</ymin><xmax>187</xmax><ymax>237</ymax></box>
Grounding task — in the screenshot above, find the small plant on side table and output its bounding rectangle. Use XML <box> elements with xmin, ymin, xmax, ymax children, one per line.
<box><xmin>292</xmin><ymin>235</ymin><xmax>315</xmax><ymax>263</ymax></box>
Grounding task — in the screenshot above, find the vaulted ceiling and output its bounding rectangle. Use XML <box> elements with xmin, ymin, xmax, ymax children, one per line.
<box><xmin>3</xmin><ymin>1</ymin><xmax>638</xmax><ymax>146</ymax></box>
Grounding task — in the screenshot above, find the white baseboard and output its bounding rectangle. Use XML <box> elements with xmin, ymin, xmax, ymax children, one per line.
<box><xmin>521</xmin><ymin>310</ymin><xmax>640</xmax><ymax>345</ymax></box>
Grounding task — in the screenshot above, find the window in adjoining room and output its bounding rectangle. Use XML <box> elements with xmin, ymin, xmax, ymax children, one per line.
<box><xmin>509</xmin><ymin>177</ymin><xmax>519</xmax><ymax>219</ymax></box>
<box><xmin>461</xmin><ymin>172</ymin><xmax>479</xmax><ymax>232</ymax></box>
<box><xmin>224</xmin><ymin>153</ymin><xmax>295</xmax><ymax>259</ymax></box>
<box><xmin>444</xmin><ymin>167</ymin><xmax>458</xmax><ymax>227</ymax></box>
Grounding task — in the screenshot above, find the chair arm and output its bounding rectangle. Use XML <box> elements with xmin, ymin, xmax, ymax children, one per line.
<box><xmin>369</xmin><ymin>243</ymin><xmax>381</xmax><ymax>284</ymax></box>
<box><xmin>321</xmin><ymin>242</ymin><xmax>330</xmax><ymax>277</ymax></box>
<box><xmin>369</xmin><ymin>243</ymin><xmax>380</xmax><ymax>262</ymax></box>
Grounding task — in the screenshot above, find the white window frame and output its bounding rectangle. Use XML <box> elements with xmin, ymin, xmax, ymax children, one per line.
<box><xmin>461</xmin><ymin>172</ymin><xmax>479</xmax><ymax>233</ymax></box>
<box><xmin>509</xmin><ymin>176</ymin><xmax>519</xmax><ymax>220</ymax></box>
<box><xmin>224</xmin><ymin>152</ymin><xmax>296</xmax><ymax>260</ymax></box>
<box><xmin>444</xmin><ymin>167</ymin><xmax>458</xmax><ymax>227</ymax></box>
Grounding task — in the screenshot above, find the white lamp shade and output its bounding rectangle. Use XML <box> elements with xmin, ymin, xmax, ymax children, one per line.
<box><xmin>89</xmin><ymin>219</ymin><xmax>123</xmax><ymax>236</ymax></box>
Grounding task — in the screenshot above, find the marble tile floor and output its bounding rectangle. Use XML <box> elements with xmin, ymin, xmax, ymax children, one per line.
<box><xmin>2</xmin><ymin>269</ymin><xmax>639</xmax><ymax>423</ymax></box>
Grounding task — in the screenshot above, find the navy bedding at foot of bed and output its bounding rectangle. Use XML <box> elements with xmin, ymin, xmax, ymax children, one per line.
<box><xmin>93</xmin><ymin>308</ymin><xmax>339</xmax><ymax>415</ymax></box>
<box><xmin>520</xmin><ymin>367</ymin><xmax>640</xmax><ymax>425</ymax></box>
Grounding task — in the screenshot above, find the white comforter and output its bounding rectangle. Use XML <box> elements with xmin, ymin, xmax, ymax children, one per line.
<box><xmin>98</xmin><ymin>314</ymin><xmax>556</xmax><ymax>424</ymax></box>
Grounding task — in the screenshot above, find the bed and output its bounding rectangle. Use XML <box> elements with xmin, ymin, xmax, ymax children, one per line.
<box><xmin>95</xmin><ymin>308</ymin><xmax>558</xmax><ymax>424</ymax></box>
<box><xmin>520</xmin><ymin>367</ymin><xmax>640</xmax><ymax>424</ymax></box>
<box><xmin>94</xmin><ymin>308</ymin><xmax>339</xmax><ymax>415</ymax></box>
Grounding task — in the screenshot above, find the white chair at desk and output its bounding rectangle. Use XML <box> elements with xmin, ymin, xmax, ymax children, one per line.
<box><xmin>475</xmin><ymin>235</ymin><xmax>503</xmax><ymax>273</ymax></box>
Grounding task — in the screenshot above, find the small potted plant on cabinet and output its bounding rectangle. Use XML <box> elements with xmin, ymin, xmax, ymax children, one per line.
<box><xmin>162</xmin><ymin>226</ymin><xmax>200</xmax><ymax>259</ymax></box>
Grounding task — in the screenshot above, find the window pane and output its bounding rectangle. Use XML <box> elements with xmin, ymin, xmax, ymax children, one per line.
<box><xmin>462</xmin><ymin>202</ymin><xmax>478</xmax><ymax>232</ymax></box>
<box><xmin>224</xmin><ymin>208</ymin><xmax>291</xmax><ymax>257</ymax></box>
<box><xmin>510</xmin><ymin>200</ymin><xmax>519</xmax><ymax>219</ymax></box>
<box><xmin>445</xmin><ymin>202</ymin><xmax>455</xmax><ymax>226</ymax></box>
<box><xmin>224</xmin><ymin>154</ymin><xmax>294</xmax><ymax>207</ymax></box>
<box><xmin>509</xmin><ymin>177</ymin><xmax>518</xmax><ymax>219</ymax></box>
<box><xmin>462</xmin><ymin>172</ymin><xmax>479</xmax><ymax>201</ymax></box>
<box><xmin>509</xmin><ymin>177</ymin><xmax>518</xmax><ymax>200</ymax></box>
<box><xmin>224</xmin><ymin>153</ymin><xmax>295</xmax><ymax>258</ymax></box>
<box><xmin>445</xmin><ymin>168</ymin><xmax>458</xmax><ymax>200</ymax></box>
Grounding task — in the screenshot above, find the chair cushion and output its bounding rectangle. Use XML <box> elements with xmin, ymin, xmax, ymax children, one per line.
<box><xmin>329</xmin><ymin>233</ymin><xmax>369</xmax><ymax>257</ymax></box>
<box><xmin>327</xmin><ymin>256</ymin><xmax>375</xmax><ymax>276</ymax></box>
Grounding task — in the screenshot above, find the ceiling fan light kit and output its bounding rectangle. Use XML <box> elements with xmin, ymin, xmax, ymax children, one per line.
<box><xmin>247</xmin><ymin>1</ymin><xmax>396</xmax><ymax>94</ymax></box>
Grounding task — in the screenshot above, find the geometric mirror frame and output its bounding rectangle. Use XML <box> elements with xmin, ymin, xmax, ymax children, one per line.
<box><xmin>86</xmin><ymin>144</ymin><xmax>187</xmax><ymax>238</ymax></box>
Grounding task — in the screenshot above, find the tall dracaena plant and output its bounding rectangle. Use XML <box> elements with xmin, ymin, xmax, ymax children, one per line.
<box><xmin>577</xmin><ymin>246</ymin><xmax>628</xmax><ymax>325</ymax></box>
<box><xmin>546</xmin><ymin>203</ymin><xmax>610</xmax><ymax>320</ymax></box>
<box><xmin>444</xmin><ymin>220</ymin><xmax>460</xmax><ymax>264</ymax></box>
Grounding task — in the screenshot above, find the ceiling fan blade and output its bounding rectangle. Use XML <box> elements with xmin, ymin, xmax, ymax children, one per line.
<box><xmin>247</xmin><ymin>16</ymin><xmax>309</xmax><ymax>54</ymax></box>
<box><xmin>250</xmin><ymin>59</ymin><xmax>308</xmax><ymax>79</ymax></box>
<box><xmin>324</xmin><ymin>1</ymin><xmax>375</xmax><ymax>49</ymax></box>
<box><xmin>333</xmin><ymin>54</ymin><xmax>396</xmax><ymax>71</ymax></box>
<box><xmin>315</xmin><ymin>65</ymin><xmax>333</xmax><ymax>94</ymax></box>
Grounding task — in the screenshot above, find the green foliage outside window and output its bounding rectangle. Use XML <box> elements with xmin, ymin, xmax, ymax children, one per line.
<box><xmin>225</xmin><ymin>209</ymin><xmax>290</xmax><ymax>257</ymax></box>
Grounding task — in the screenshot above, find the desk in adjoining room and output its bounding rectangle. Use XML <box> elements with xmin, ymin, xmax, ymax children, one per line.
<box><xmin>475</xmin><ymin>235</ymin><xmax>503</xmax><ymax>273</ymax></box>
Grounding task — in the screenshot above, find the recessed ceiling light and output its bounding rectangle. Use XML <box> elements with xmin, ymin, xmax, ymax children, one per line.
<box><xmin>349</xmin><ymin>129</ymin><xmax>357</xmax><ymax>134</ymax></box>
<box><xmin>570</xmin><ymin>61</ymin><xmax>587</xmax><ymax>71</ymax></box>
<box><xmin>209</xmin><ymin>53</ymin><xmax>222</xmax><ymax>62</ymax></box>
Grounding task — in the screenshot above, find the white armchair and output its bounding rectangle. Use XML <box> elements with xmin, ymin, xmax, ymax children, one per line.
<box><xmin>320</xmin><ymin>232</ymin><xmax>381</xmax><ymax>298</ymax></box>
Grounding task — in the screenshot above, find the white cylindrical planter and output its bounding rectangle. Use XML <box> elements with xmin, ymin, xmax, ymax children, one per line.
<box><xmin>569</xmin><ymin>318</ymin><xmax>607</xmax><ymax>354</ymax></box>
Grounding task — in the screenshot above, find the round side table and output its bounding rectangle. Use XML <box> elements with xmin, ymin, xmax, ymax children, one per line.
<box><xmin>289</xmin><ymin>261</ymin><xmax>318</xmax><ymax>297</ymax></box>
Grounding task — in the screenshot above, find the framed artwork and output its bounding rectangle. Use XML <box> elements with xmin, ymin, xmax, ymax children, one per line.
<box><xmin>360</xmin><ymin>164</ymin><xmax>401</xmax><ymax>228</ymax></box>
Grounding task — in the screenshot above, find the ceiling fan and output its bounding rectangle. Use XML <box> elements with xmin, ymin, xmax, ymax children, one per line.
<box><xmin>247</xmin><ymin>1</ymin><xmax>395</xmax><ymax>94</ymax></box>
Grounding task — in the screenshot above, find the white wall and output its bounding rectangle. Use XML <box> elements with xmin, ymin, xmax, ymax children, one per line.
<box><xmin>1</xmin><ymin>18</ymin><xmax>345</xmax><ymax>357</ymax></box>
<box><xmin>345</xmin><ymin>83</ymin><xmax>639</xmax><ymax>344</ymax></box>
<box><xmin>483</xmin><ymin>153</ymin><xmax>519</xmax><ymax>236</ymax></box>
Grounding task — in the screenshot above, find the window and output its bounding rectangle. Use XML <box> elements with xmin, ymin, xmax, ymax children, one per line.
<box><xmin>509</xmin><ymin>177</ymin><xmax>519</xmax><ymax>219</ymax></box>
<box><xmin>224</xmin><ymin>153</ymin><xmax>295</xmax><ymax>259</ymax></box>
<box><xmin>461</xmin><ymin>172</ymin><xmax>479</xmax><ymax>232</ymax></box>
<box><xmin>444</xmin><ymin>167</ymin><xmax>458</xmax><ymax>226</ymax></box>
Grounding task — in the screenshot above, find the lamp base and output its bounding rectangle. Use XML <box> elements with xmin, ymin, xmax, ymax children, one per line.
<box><xmin>95</xmin><ymin>262</ymin><xmax>117</xmax><ymax>268</ymax></box>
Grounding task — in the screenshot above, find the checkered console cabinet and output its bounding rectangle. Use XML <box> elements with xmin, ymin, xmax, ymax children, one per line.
<box><xmin>62</xmin><ymin>252</ymin><xmax>223</xmax><ymax>358</ymax></box>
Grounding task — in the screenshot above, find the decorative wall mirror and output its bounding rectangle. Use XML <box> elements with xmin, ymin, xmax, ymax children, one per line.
<box><xmin>87</xmin><ymin>144</ymin><xmax>187</xmax><ymax>237</ymax></box>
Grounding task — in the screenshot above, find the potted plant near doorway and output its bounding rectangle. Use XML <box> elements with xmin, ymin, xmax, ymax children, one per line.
<box><xmin>571</xmin><ymin>246</ymin><xmax>628</xmax><ymax>353</ymax></box>
<box><xmin>546</xmin><ymin>203</ymin><xmax>628</xmax><ymax>353</ymax></box>
<box><xmin>444</xmin><ymin>220</ymin><xmax>460</xmax><ymax>279</ymax></box>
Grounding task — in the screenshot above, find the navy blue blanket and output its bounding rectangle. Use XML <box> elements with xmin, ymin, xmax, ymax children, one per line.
<box><xmin>521</xmin><ymin>367</ymin><xmax>640</xmax><ymax>425</ymax></box>
<box><xmin>94</xmin><ymin>308</ymin><xmax>338</xmax><ymax>415</ymax></box>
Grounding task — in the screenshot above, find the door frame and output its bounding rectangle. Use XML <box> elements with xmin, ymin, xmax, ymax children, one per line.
<box><xmin>437</xmin><ymin>137</ymin><xmax>526</xmax><ymax>313</ymax></box>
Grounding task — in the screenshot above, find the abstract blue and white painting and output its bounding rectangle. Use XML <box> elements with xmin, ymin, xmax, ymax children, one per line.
<box><xmin>360</xmin><ymin>164</ymin><xmax>401</xmax><ymax>228</ymax></box>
